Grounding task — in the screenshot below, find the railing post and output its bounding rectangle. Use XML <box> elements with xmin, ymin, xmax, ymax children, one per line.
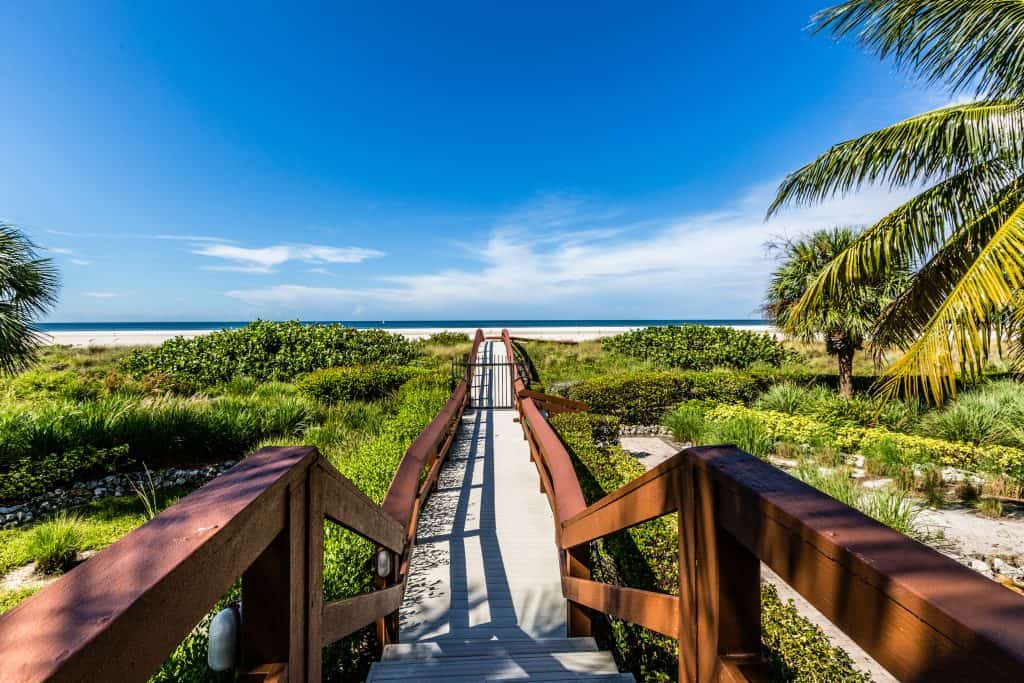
<box><xmin>678</xmin><ymin>458</ymin><xmax>761</xmax><ymax>682</ymax></box>
<box><xmin>375</xmin><ymin>547</ymin><xmax>401</xmax><ymax>647</ymax></box>
<box><xmin>566</xmin><ymin>546</ymin><xmax>594</xmax><ymax>638</ymax></box>
<box><xmin>307</xmin><ymin>465</ymin><xmax>325</xmax><ymax>681</ymax></box>
<box><xmin>240</xmin><ymin>465</ymin><xmax>313</xmax><ymax>680</ymax></box>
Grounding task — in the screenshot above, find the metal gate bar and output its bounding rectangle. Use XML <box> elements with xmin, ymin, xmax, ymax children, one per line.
<box><xmin>452</xmin><ymin>357</ymin><xmax>524</xmax><ymax>409</ymax></box>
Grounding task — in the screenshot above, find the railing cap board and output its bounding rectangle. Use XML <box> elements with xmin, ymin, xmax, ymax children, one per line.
<box><xmin>0</xmin><ymin>446</ymin><xmax>318</xmax><ymax>683</ymax></box>
<box><xmin>502</xmin><ymin>329</ymin><xmax>587</xmax><ymax>524</ymax></box>
<box><xmin>689</xmin><ymin>445</ymin><xmax>1024</xmax><ymax>678</ymax></box>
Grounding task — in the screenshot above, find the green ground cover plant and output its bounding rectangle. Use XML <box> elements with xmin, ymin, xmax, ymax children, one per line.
<box><xmin>551</xmin><ymin>412</ymin><xmax>871</xmax><ymax>682</ymax></box>
<box><xmin>701</xmin><ymin>404</ymin><xmax>1024</xmax><ymax>481</ymax></box>
<box><xmin>297</xmin><ymin>365</ymin><xmax>420</xmax><ymax>404</ymax></box>
<box><xmin>122</xmin><ymin>321</ymin><xmax>417</xmax><ymax>386</ymax></box>
<box><xmin>602</xmin><ymin>325</ymin><xmax>797</xmax><ymax>370</ymax></box>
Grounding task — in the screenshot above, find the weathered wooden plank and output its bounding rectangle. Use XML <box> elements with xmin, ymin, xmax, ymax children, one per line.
<box><xmin>560</xmin><ymin>460</ymin><xmax>682</xmax><ymax>549</ymax></box>
<box><xmin>323</xmin><ymin>584</ymin><xmax>406</xmax><ymax>646</ymax></box>
<box><xmin>319</xmin><ymin>463</ymin><xmax>405</xmax><ymax>552</ymax></box>
<box><xmin>562</xmin><ymin>577</ymin><xmax>680</xmax><ymax>639</ymax></box>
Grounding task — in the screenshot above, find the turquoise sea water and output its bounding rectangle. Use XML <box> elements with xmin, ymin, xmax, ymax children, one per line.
<box><xmin>39</xmin><ymin>319</ymin><xmax>769</xmax><ymax>332</ymax></box>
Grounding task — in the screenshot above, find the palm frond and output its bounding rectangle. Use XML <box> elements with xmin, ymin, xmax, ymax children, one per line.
<box><xmin>814</xmin><ymin>0</ymin><xmax>1024</xmax><ymax>100</ymax></box>
<box><xmin>786</xmin><ymin>163</ymin><xmax>1024</xmax><ymax>322</ymax></box>
<box><xmin>0</xmin><ymin>224</ymin><xmax>60</xmax><ymax>373</ymax></box>
<box><xmin>768</xmin><ymin>101</ymin><xmax>1024</xmax><ymax>215</ymax></box>
<box><xmin>876</xmin><ymin>195</ymin><xmax>1024</xmax><ymax>402</ymax></box>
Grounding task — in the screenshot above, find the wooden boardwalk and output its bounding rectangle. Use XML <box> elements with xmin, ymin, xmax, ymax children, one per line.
<box><xmin>371</xmin><ymin>341</ymin><xmax>630</xmax><ymax>680</ymax></box>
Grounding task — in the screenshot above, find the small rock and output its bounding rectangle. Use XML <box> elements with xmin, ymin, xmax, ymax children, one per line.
<box><xmin>969</xmin><ymin>559</ymin><xmax>993</xmax><ymax>577</ymax></box>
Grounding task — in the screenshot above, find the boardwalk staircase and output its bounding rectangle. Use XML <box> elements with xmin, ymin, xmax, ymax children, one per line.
<box><xmin>2</xmin><ymin>329</ymin><xmax>1024</xmax><ymax>681</ymax></box>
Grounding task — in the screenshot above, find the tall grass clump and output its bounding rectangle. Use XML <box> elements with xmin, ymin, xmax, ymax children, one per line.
<box><xmin>28</xmin><ymin>513</ymin><xmax>86</xmax><ymax>574</ymax></box>
<box><xmin>708</xmin><ymin>414</ymin><xmax>773</xmax><ymax>459</ymax></box>
<box><xmin>794</xmin><ymin>461</ymin><xmax>921</xmax><ymax>537</ymax></box>
<box><xmin>918</xmin><ymin>381</ymin><xmax>1024</xmax><ymax>448</ymax></box>
<box><xmin>755</xmin><ymin>382</ymin><xmax>812</xmax><ymax>414</ymax></box>
<box><xmin>663</xmin><ymin>402</ymin><xmax>706</xmax><ymax>444</ymax></box>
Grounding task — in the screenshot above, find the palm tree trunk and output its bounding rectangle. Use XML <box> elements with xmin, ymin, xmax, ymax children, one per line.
<box><xmin>838</xmin><ymin>346</ymin><xmax>855</xmax><ymax>399</ymax></box>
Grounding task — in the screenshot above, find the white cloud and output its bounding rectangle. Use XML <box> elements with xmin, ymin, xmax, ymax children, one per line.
<box><xmin>70</xmin><ymin>258</ymin><xmax>92</xmax><ymax>266</ymax></box>
<box><xmin>83</xmin><ymin>291</ymin><xmax>115</xmax><ymax>298</ymax></box>
<box><xmin>50</xmin><ymin>247</ymin><xmax>73</xmax><ymax>254</ymax></box>
<box><xmin>226</xmin><ymin>181</ymin><xmax>919</xmax><ymax>317</ymax></box>
<box><xmin>195</xmin><ymin>243</ymin><xmax>384</xmax><ymax>274</ymax></box>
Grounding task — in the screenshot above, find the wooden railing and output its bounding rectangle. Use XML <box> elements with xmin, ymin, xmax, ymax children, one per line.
<box><xmin>502</xmin><ymin>330</ymin><xmax>1024</xmax><ymax>682</ymax></box>
<box><xmin>0</xmin><ymin>329</ymin><xmax>484</xmax><ymax>682</ymax></box>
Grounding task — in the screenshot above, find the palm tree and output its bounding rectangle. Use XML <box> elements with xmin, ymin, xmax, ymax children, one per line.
<box><xmin>0</xmin><ymin>224</ymin><xmax>59</xmax><ymax>373</ymax></box>
<box><xmin>769</xmin><ymin>0</ymin><xmax>1024</xmax><ymax>404</ymax></box>
<box><xmin>764</xmin><ymin>227</ymin><xmax>907</xmax><ymax>398</ymax></box>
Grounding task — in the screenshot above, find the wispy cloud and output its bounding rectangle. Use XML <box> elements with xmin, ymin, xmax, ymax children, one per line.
<box><xmin>226</xmin><ymin>181</ymin><xmax>919</xmax><ymax>317</ymax></box>
<box><xmin>70</xmin><ymin>258</ymin><xmax>93</xmax><ymax>266</ymax></box>
<box><xmin>49</xmin><ymin>247</ymin><xmax>73</xmax><ymax>254</ymax></box>
<box><xmin>196</xmin><ymin>243</ymin><xmax>384</xmax><ymax>274</ymax></box>
<box><xmin>83</xmin><ymin>291</ymin><xmax>115</xmax><ymax>298</ymax></box>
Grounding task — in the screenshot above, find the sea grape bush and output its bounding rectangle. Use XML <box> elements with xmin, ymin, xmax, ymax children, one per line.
<box><xmin>122</xmin><ymin>321</ymin><xmax>418</xmax><ymax>386</ymax></box>
<box><xmin>297</xmin><ymin>366</ymin><xmax>420</xmax><ymax>404</ymax></box>
<box><xmin>602</xmin><ymin>324</ymin><xmax>796</xmax><ymax>370</ymax></box>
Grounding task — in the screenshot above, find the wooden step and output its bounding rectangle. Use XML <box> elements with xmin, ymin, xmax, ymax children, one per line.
<box><xmin>367</xmin><ymin>650</ymin><xmax>626</xmax><ymax>681</ymax></box>
<box><xmin>382</xmin><ymin>637</ymin><xmax>601</xmax><ymax>661</ymax></box>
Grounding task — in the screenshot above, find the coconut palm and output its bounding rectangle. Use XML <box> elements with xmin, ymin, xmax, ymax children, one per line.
<box><xmin>764</xmin><ymin>227</ymin><xmax>908</xmax><ymax>398</ymax></box>
<box><xmin>0</xmin><ymin>224</ymin><xmax>59</xmax><ymax>373</ymax></box>
<box><xmin>769</xmin><ymin>0</ymin><xmax>1024</xmax><ymax>403</ymax></box>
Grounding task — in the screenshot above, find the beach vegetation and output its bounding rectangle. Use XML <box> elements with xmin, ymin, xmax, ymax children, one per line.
<box><xmin>122</xmin><ymin>320</ymin><xmax>417</xmax><ymax>386</ymax></box>
<box><xmin>602</xmin><ymin>324</ymin><xmax>796</xmax><ymax>370</ymax></box>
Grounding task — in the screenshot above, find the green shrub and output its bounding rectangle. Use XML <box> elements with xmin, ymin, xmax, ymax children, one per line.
<box><xmin>297</xmin><ymin>366</ymin><xmax>419</xmax><ymax>404</ymax></box>
<box><xmin>123</xmin><ymin>321</ymin><xmax>417</xmax><ymax>386</ymax></box>
<box><xmin>550</xmin><ymin>412</ymin><xmax>870</xmax><ymax>682</ymax></box>
<box><xmin>28</xmin><ymin>513</ymin><xmax>85</xmax><ymax>574</ymax></box>
<box><xmin>566</xmin><ymin>370</ymin><xmax>769</xmax><ymax>424</ymax></box>
<box><xmin>419</xmin><ymin>331</ymin><xmax>471</xmax><ymax>346</ymax></box>
<box><xmin>602</xmin><ymin>324</ymin><xmax>797</xmax><ymax>370</ymax></box>
<box><xmin>0</xmin><ymin>445</ymin><xmax>132</xmax><ymax>501</ymax></box>
<box><xmin>663</xmin><ymin>403</ymin><xmax>706</xmax><ymax>443</ymax></box>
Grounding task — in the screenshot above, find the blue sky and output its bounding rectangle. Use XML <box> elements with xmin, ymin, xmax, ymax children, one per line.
<box><xmin>1</xmin><ymin>1</ymin><xmax>943</xmax><ymax>321</ymax></box>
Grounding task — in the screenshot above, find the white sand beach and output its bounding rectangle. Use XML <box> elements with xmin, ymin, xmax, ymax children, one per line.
<box><xmin>42</xmin><ymin>324</ymin><xmax>780</xmax><ymax>347</ymax></box>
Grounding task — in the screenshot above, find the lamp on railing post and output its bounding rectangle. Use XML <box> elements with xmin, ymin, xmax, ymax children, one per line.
<box><xmin>375</xmin><ymin>545</ymin><xmax>400</xmax><ymax>647</ymax></box>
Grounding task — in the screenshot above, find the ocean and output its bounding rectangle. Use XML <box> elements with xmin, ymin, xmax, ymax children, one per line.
<box><xmin>39</xmin><ymin>319</ymin><xmax>769</xmax><ymax>332</ymax></box>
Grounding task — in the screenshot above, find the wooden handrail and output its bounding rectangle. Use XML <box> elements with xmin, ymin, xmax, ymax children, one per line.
<box><xmin>504</xmin><ymin>334</ymin><xmax>1024</xmax><ymax>682</ymax></box>
<box><xmin>0</xmin><ymin>329</ymin><xmax>486</xmax><ymax>682</ymax></box>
